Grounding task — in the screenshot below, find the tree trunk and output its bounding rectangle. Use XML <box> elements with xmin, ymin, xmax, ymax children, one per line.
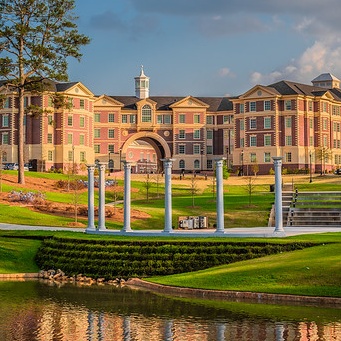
<box><xmin>17</xmin><ymin>87</ymin><xmax>25</xmax><ymax>184</ymax></box>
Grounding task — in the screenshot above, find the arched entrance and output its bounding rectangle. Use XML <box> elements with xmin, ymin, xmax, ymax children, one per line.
<box><xmin>120</xmin><ymin>132</ymin><xmax>171</xmax><ymax>172</ymax></box>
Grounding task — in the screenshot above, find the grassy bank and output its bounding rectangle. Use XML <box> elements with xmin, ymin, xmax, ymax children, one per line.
<box><xmin>147</xmin><ymin>233</ymin><xmax>341</xmax><ymax>297</ymax></box>
<box><xmin>0</xmin><ymin>231</ymin><xmax>340</xmax><ymax>297</ymax></box>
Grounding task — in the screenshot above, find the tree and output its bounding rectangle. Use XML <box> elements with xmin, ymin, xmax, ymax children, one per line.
<box><xmin>315</xmin><ymin>147</ymin><xmax>332</xmax><ymax>175</ymax></box>
<box><xmin>244</xmin><ymin>176</ymin><xmax>257</xmax><ymax>206</ymax></box>
<box><xmin>0</xmin><ymin>0</ymin><xmax>90</xmax><ymax>184</ymax></box>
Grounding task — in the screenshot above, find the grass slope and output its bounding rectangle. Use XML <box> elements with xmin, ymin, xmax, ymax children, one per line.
<box><xmin>148</xmin><ymin>234</ymin><xmax>341</xmax><ymax>297</ymax></box>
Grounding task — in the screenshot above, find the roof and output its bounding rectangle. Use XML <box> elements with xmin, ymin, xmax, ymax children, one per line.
<box><xmin>312</xmin><ymin>73</ymin><xmax>340</xmax><ymax>82</ymax></box>
<box><xmin>110</xmin><ymin>95</ymin><xmax>232</xmax><ymax>112</ymax></box>
<box><xmin>268</xmin><ymin>80</ymin><xmax>328</xmax><ymax>96</ymax></box>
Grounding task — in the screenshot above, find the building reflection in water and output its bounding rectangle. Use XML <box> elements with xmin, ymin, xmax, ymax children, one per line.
<box><xmin>0</xmin><ymin>282</ymin><xmax>340</xmax><ymax>341</ymax></box>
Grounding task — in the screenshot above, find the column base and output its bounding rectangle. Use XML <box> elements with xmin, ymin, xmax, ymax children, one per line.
<box><xmin>85</xmin><ymin>225</ymin><xmax>96</xmax><ymax>232</ymax></box>
<box><xmin>272</xmin><ymin>230</ymin><xmax>286</xmax><ymax>237</ymax></box>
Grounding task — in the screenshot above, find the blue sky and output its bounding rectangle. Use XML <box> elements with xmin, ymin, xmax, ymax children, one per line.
<box><xmin>69</xmin><ymin>0</ymin><xmax>341</xmax><ymax>97</ymax></box>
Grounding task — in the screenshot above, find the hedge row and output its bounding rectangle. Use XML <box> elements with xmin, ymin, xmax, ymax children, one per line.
<box><xmin>35</xmin><ymin>237</ymin><xmax>317</xmax><ymax>280</ymax></box>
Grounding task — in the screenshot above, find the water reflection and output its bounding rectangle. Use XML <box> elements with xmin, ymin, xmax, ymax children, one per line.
<box><xmin>0</xmin><ymin>280</ymin><xmax>340</xmax><ymax>341</ymax></box>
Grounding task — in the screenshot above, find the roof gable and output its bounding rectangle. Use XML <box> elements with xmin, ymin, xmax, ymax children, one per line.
<box><xmin>239</xmin><ymin>85</ymin><xmax>280</xmax><ymax>99</ymax></box>
<box><xmin>56</xmin><ymin>82</ymin><xmax>94</xmax><ymax>97</ymax></box>
<box><xmin>94</xmin><ymin>95</ymin><xmax>124</xmax><ymax>107</ymax></box>
<box><xmin>169</xmin><ymin>96</ymin><xmax>209</xmax><ymax>109</ymax></box>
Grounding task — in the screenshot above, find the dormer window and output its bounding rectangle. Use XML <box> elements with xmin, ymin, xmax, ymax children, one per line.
<box><xmin>141</xmin><ymin>105</ymin><xmax>152</xmax><ymax>122</ymax></box>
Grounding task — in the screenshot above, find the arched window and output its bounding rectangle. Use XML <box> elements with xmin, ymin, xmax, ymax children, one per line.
<box><xmin>141</xmin><ymin>105</ymin><xmax>152</xmax><ymax>122</ymax></box>
<box><xmin>194</xmin><ymin>159</ymin><xmax>200</xmax><ymax>169</ymax></box>
<box><xmin>179</xmin><ymin>159</ymin><xmax>185</xmax><ymax>169</ymax></box>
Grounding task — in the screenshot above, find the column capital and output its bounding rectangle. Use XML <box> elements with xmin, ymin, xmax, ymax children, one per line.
<box><xmin>272</xmin><ymin>156</ymin><xmax>283</xmax><ymax>162</ymax></box>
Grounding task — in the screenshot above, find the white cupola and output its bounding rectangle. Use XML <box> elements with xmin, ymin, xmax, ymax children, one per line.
<box><xmin>135</xmin><ymin>65</ymin><xmax>150</xmax><ymax>99</ymax></box>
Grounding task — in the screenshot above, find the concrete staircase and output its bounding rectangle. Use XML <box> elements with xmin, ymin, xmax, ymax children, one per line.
<box><xmin>287</xmin><ymin>192</ymin><xmax>341</xmax><ymax>227</ymax></box>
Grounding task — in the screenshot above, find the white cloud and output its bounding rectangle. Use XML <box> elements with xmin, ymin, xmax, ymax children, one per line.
<box><xmin>249</xmin><ymin>40</ymin><xmax>341</xmax><ymax>85</ymax></box>
<box><xmin>219</xmin><ymin>67</ymin><xmax>233</xmax><ymax>77</ymax></box>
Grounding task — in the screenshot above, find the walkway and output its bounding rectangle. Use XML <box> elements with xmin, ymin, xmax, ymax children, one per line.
<box><xmin>0</xmin><ymin>222</ymin><xmax>339</xmax><ymax>237</ymax></box>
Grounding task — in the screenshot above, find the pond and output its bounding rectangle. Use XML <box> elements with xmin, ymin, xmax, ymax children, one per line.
<box><xmin>0</xmin><ymin>280</ymin><xmax>340</xmax><ymax>341</ymax></box>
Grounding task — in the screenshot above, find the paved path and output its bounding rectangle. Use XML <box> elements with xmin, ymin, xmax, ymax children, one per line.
<box><xmin>0</xmin><ymin>222</ymin><xmax>339</xmax><ymax>238</ymax></box>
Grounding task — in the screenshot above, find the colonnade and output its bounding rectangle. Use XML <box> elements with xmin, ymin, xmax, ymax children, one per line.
<box><xmin>86</xmin><ymin>157</ymin><xmax>284</xmax><ymax>235</ymax></box>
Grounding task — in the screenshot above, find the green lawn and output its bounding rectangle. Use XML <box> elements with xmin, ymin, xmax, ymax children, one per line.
<box><xmin>148</xmin><ymin>233</ymin><xmax>341</xmax><ymax>297</ymax></box>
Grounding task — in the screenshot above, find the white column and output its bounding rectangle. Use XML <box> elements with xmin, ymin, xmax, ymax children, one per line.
<box><xmin>215</xmin><ymin>158</ymin><xmax>225</xmax><ymax>233</ymax></box>
<box><xmin>86</xmin><ymin>164</ymin><xmax>96</xmax><ymax>231</ymax></box>
<box><xmin>162</xmin><ymin>158</ymin><xmax>175</xmax><ymax>233</ymax></box>
<box><xmin>121</xmin><ymin>161</ymin><xmax>132</xmax><ymax>232</ymax></box>
<box><xmin>272</xmin><ymin>156</ymin><xmax>285</xmax><ymax>235</ymax></box>
<box><xmin>97</xmin><ymin>162</ymin><xmax>107</xmax><ymax>231</ymax></box>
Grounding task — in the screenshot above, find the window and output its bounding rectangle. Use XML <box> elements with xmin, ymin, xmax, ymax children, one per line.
<box><xmin>80</xmin><ymin>116</ymin><xmax>85</xmax><ymax>127</ymax></box>
<box><xmin>250</xmin><ymin>153</ymin><xmax>257</xmax><ymax>163</ymax></box>
<box><xmin>108</xmin><ymin>129</ymin><xmax>115</xmax><ymax>138</ymax></box>
<box><xmin>24</xmin><ymin>97</ymin><xmax>29</xmax><ymax>107</ymax></box>
<box><xmin>285</xmin><ymin>117</ymin><xmax>292</xmax><ymax>128</ymax></box>
<box><xmin>206</xmin><ymin>145</ymin><xmax>213</xmax><ymax>154</ymax></box>
<box><xmin>179</xmin><ymin>130</ymin><xmax>185</xmax><ymax>139</ymax></box>
<box><xmin>264</xmin><ymin>117</ymin><xmax>271</xmax><ymax>129</ymax></box>
<box><xmin>285</xmin><ymin>100</ymin><xmax>292</xmax><ymax>110</ymax></box>
<box><xmin>193</xmin><ymin>144</ymin><xmax>200</xmax><ymax>154</ymax></box>
<box><xmin>179</xmin><ymin>160</ymin><xmax>185</xmax><ymax>169</ymax></box>
<box><xmin>80</xmin><ymin>135</ymin><xmax>85</xmax><ymax>145</ymax></box>
<box><xmin>122</xmin><ymin>114</ymin><xmax>127</xmax><ymax>123</ymax></box>
<box><xmin>264</xmin><ymin>100</ymin><xmax>271</xmax><ymax>111</ymax></box>
<box><xmin>264</xmin><ymin>135</ymin><xmax>271</xmax><ymax>146</ymax></box>
<box><xmin>193</xmin><ymin>129</ymin><xmax>200</xmax><ymax>139</ymax></box>
<box><xmin>285</xmin><ymin>152</ymin><xmax>292</xmax><ymax>162</ymax></box>
<box><xmin>194</xmin><ymin>160</ymin><xmax>200</xmax><ymax>169</ymax></box>
<box><xmin>68</xmin><ymin>150</ymin><xmax>73</xmax><ymax>161</ymax></box>
<box><xmin>223</xmin><ymin>115</ymin><xmax>230</xmax><ymax>124</ymax></box>
<box><xmin>3</xmin><ymin>98</ymin><xmax>10</xmax><ymax>108</ymax></box>
<box><xmin>285</xmin><ymin>135</ymin><xmax>292</xmax><ymax>146</ymax></box>
<box><xmin>80</xmin><ymin>99</ymin><xmax>85</xmax><ymax>109</ymax></box>
<box><xmin>240</xmin><ymin>137</ymin><xmax>244</xmax><ymax>148</ymax></box>
<box><xmin>308</xmin><ymin>101</ymin><xmax>313</xmax><ymax>111</ymax></box>
<box><xmin>194</xmin><ymin>114</ymin><xmax>200</xmax><ymax>123</ymax></box>
<box><xmin>141</xmin><ymin>105</ymin><xmax>152</xmax><ymax>122</ymax></box>
<box><xmin>250</xmin><ymin>102</ymin><xmax>256</xmax><ymax>112</ymax></box>
<box><xmin>48</xmin><ymin>115</ymin><xmax>53</xmax><ymax>125</ymax></box>
<box><xmin>48</xmin><ymin>150</ymin><xmax>53</xmax><ymax>161</ymax></box>
<box><xmin>178</xmin><ymin>145</ymin><xmax>185</xmax><ymax>154</ymax></box>
<box><xmin>206</xmin><ymin>115</ymin><xmax>214</xmax><ymax>124</ymax></box>
<box><xmin>239</xmin><ymin>104</ymin><xmax>244</xmax><ymax>113</ymax></box>
<box><xmin>206</xmin><ymin>130</ymin><xmax>213</xmax><ymax>139</ymax></box>
<box><xmin>1</xmin><ymin>151</ymin><xmax>7</xmax><ymax>162</ymax></box>
<box><xmin>250</xmin><ymin>118</ymin><xmax>256</xmax><ymax>129</ymax></box>
<box><xmin>323</xmin><ymin>135</ymin><xmax>328</xmax><ymax>147</ymax></box>
<box><xmin>2</xmin><ymin>132</ymin><xmax>9</xmax><ymax>144</ymax></box>
<box><xmin>157</xmin><ymin>115</ymin><xmax>163</xmax><ymax>124</ymax></box>
<box><xmin>179</xmin><ymin>114</ymin><xmax>186</xmax><ymax>123</ymax></box>
<box><xmin>108</xmin><ymin>144</ymin><xmax>114</xmax><ymax>153</ymax></box>
<box><xmin>108</xmin><ymin>113</ymin><xmax>115</xmax><ymax>122</ymax></box>
<box><xmin>264</xmin><ymin>152</ymin><xmax>271</xmax><ymax>162</ymax></box>
<box><xmin>94</xmin><ymin>145</ymin><xmax>100</xmax><ymax>153</ymax></box>
<box><xmin>250</xmin><ymin>136</ymin><xmax>257</xmax><ymax>147</ymax></box>
<box><xmin>94</xmin><ymin>113</ymin><xmax>100</xmax><ymax>122</ymax></box>
<box><xmin>130</xmin><ymin>115</ymin><xmax>136</xmax><ymax>123</ymax></box>
<box><xmin>240</xmin><ymin>120</ymin><xmax>244</xmax><ymax>130</ymax></box>
<box><xmin>309</xmin><ymin>118</ymin><xmax>313</xmax><ymax>129</ymax></box>
<box><xmin>80</xmin><ymin>151</ymin><xmax>86</xmax><ymax>162</ymax></box>
<box><xmin>68</xmin><ymin>97</ymin><xmax>74</xmax><ymax>108</ymax></box>
<box><xmin>67</xmin><ymin>115</ymin><xmax>73</xmax><ymax>126</ymax></box>
<box><xmin>2</xmin><ymin>114</ymin><xmax>9</xmax><ymax>127</ymax></box>
<box><xmin>207</xmin><ymin>159</ymin><xmax>213</xmax><ymax>169</ymax></box>
<box><xmin>323</xmin><ymin>118</ymin><xmax>328</xmax><ymax>130</ymax></box>
<box><xmin>164</xmin><ymin>115</ymin><xmax>171</xmax><ymax>124</ymax></box>
<box><xmin>47</xmin><ymin>133</ymin><xmax>53</xmax><ymax>144</ymax></box>
<box><xmin>309</xmin><ymin>136</ymin><xmax>314</xmax><ymax>146</ymax></box>
<box><xmin>94</xmin><ymin>129</ymin><xmax>100</xmax><ymax>138</ymax></box>
<box><xmin>67</xmin><ymin>134</ymin><xmax>73</xmax><ymax>145</ymax></box>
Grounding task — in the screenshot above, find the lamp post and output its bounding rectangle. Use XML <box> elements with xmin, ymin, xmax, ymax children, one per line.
<box><xmin>309</xmin><ymin>151</ymin><xmax>312</xmax><ymax>183</ymax></box>
<box><xmin>119</xmin><ymin>148</ymin><xmax>122</xmax><ymax>171</ymax></box>
<box><xmin>108</xmin><ymin>151</ymin><xmax>111</xmax><ymax>176</ymax></box>
<box><xmin>200</xmin><ymin>147</ymin><xmax>204</xmax><ymax>174</ymax></box>
<box><xmin>241</xmin><ymin>150</ymin><xmax>244</xmax><ymax>176</ymax></box>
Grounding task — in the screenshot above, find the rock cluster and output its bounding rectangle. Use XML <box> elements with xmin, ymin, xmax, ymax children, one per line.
<box><xmin>38</xmin><ymin>269</ymin><xmax>126</xmax><ymax>286</ymax></box>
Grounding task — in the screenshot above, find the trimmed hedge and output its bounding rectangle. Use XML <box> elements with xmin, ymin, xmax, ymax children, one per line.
<box><xmin>35</xmin><ymin>237</ymin><xmax>318</xmax><ymax>280</ymax></box>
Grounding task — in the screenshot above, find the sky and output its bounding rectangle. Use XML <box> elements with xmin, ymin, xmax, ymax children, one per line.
<box><xmin>68</xmin><ymin>0</ymin><xmax>341</xmax><ymax>97</ymax></box>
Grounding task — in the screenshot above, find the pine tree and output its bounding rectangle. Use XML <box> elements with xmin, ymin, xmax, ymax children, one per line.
<box><xmin>0</xmin><ymin>0</ymin><xmax>90</xmax><ymax>183</ymax></box>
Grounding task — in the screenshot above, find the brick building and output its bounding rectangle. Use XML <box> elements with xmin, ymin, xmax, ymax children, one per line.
<box><xmin>1</xmin><ymin>69</ymin><xmax>340</xmax><ymax>175</ymax></box>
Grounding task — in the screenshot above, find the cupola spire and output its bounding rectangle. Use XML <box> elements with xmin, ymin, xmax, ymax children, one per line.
<box><xmin>135</xmin><ymin>65</ymin><xmax>150</xmax><ymax>99</ymax></box>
